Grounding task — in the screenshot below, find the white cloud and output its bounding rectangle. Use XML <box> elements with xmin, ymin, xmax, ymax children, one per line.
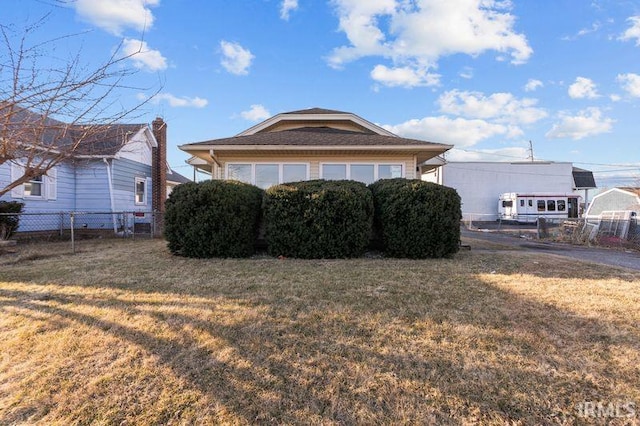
<box><xmin>220</xmin><ymin>41</ymin><xmax>254</xmax><ymax>75</ymax></box>
<box><xmin>617</xmin><ymin>73</ymin><xmax>640</xmax><ymax>97</ymax></box>
<box><xmin>524</xmin><ymin>79</ymin><xmax>543</xmax><ymax>92</ymax></box>
<box><xmin>384</xmin><ymin>115</ymin><xmax>513</xmax><ymax>148</ymax></box>
<box><xmin>459</xmin><ymin>67</ymin><xmax>474</xmax><ymax>80</ymax></box>
<box><xmin>620</xmin><ymin>16</ymin><xmax>640</xmax><ymax>45</ymax></box>
<box><xmin>370</xmin><ymin>65</ymin><xmax>440</xmax><ymax>87</ymax></box>
<box><xmin>122</xmin><ymin>38</ymin><xmax>167</xmax><ymax>71</ymax></box>
<box><xmin>140</xmin><ymin>93</ymin><xmax>208</xmax><ymax>108</ymax></box>
<box><xmin>280</xmin><ymin>0</ymin><xmax>299</xmax><ymax>20</ymax></box>
<box><xmin>241</xmin><ymin>104</ymin><xmax>271</xmax><ymax>121</ymax></box>
<box><xmin>546</xmin><ymin>108</ymin><xmax>613</xmax><ymax>140</ymax></box>
<box><xmin>73</xmin><ymin>0</ymin><xmax>159</xmax><ymax>35</ymax></box>
<box><xmin>437</xmin><ymin>90</ymin><xmax>547</xmax><ymax>125</ymax></box>
<box><xmin>568</xmin><ymin>77</ymin><xmax>599</xmax><ymax>99</ymax></box>
<box><xmin>328</xmin><ymin>0</ymin><xmax>532</xmax><ymax>88</ymax></box>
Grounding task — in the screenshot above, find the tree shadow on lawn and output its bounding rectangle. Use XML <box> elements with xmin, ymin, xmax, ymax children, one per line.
<box><xmin>1</xmin><ymin>254</ymin><xmax>639</xmax><ymax>424</ymax></box>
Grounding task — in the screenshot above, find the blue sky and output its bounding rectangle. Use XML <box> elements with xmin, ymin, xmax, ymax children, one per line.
<box><xmin>3</xmin><ymin>0</ymin><xmax>640</xmax><ymax>187</ymax></box>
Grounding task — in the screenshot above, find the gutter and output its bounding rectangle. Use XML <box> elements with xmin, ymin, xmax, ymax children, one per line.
<box><xmin>103</xmin><ymin>158</ymin><xmax>118</xmax><ymax>234</ymax></box>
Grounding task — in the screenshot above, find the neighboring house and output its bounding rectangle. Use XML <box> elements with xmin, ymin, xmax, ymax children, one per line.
<box><xmin>423</xmin><ymin>161</ymin><xmax>597</xmax><ymax>221</ymax></box>
<box><xmin>180</xmin><ymin>108</ymin><xmax>452</xmax><ymax>187</ymax></box>
<box><xmin>0</xmin><ymin>106</ymin><xmax>185</xmax><ymax>233</ymax></box>
<box><xmin>167</xmin><ymin>168</ymin><xmax>192</xmax><ymax>196</ymax></box>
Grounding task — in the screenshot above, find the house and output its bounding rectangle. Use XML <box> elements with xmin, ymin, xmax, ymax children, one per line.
<box><xmin>422</xmin><ymin>161</ymin><xmax>597</xmax><ymax>221</ymax></box>
<box><xmin>179</xmin><ymin>108</ymin><xmax>453</xmax><ymax>187</ymax></box>
<box><xmin>0</xmin><ymin>105</ymin><xmax>189</xmax><ymax>233</ymax></box>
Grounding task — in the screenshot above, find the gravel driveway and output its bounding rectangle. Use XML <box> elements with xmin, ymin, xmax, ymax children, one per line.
<box><xmin>461</xmin><ymin>226</ymin><xmax>640</xmax><ymax>271</ymax></box>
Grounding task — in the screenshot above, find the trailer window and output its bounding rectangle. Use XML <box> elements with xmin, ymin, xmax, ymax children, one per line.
<box><xmin>547</xmin><ymin>200</ymin><xmax>556</xmax><ymax>211</ymax></box>
<box><xmin>537</xmin><ymin>200</ymin><xmax>546</xmax><ymax>211</ymax></box>
<box><xmin>502</xmin><ymin>200</ymin><xmax>513</xmax><ymax>208</ymax></box>
<box><xmin>557</xmin><ymin>200</ymin><xmax>566</xmax><ymax>211</ymax></box>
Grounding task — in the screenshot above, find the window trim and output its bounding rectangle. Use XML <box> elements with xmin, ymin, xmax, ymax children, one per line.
<box><xmin>134</xmin><ymin>177</ymin><xmax>147</xmax><ymax>205</ymax></box>
<box><xmin>319</xmin><ymin>162</ymin><xmax>404</xmax><ymax>182</ymax></box>
<box><xmin>225</xmin><ymin>162</ymin><xmax>310</xmax><ymax>188</ymax></box>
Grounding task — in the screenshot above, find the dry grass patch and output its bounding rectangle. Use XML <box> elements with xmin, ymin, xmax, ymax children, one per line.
<box><xmin>0</xmin><ymin>239</ymin><xmax>639</xmax><ymax>424</ymax></box>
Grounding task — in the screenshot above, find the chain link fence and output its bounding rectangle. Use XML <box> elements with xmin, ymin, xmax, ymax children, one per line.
<box><xmin>0</xmin><ymin>211</ymin><xmax>164</xmax><ymax>253</ymax></box>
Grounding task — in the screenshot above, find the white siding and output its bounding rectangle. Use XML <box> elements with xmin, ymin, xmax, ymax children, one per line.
<box><xmin>439</xmin><ymin>162</ymin><xmax>575</xmax><ymax>221</ymax></box>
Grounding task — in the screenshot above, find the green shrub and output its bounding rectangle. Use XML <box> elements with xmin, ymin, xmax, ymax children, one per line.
<box><xmin>369</xmin><ymin>178</ymin><xmax>461</xmax><ymax>258</ymax></box>
<box><xmin>263</xmin><ymin>180</ymin><xmax>373</xmax><ymax>258</ymax></box>
<box><xmin>164</xmin><ymin>180</ymin><xmax>263</xmax><ymax>258</ymax></box>
<box><xmin>0</xmin><ymin>201</ymin><xmax>24</xmax><ymax>239</ymax></box>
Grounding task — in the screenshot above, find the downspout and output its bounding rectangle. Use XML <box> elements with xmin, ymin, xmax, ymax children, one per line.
<box><xmin>103</xmin><ymin>158</ymin><xmax>118</xmax><ymax>233</ymax></box>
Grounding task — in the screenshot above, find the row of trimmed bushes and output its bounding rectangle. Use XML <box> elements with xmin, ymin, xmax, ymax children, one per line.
<box><xmin>164</xmin><ymin>179</ymin><xmax>461</xmax><ymax>259</ymax></box>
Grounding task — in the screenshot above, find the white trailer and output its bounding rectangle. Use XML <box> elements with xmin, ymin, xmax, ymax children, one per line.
<box><xmin>498</xmin><ymin>192</ymin><xmax>581</xmax><ymax>223</ymax></box>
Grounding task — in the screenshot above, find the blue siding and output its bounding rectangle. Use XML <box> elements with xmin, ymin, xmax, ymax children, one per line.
<box><xmin>75</xmin><ymin>162</ymin><xmax>111</xmax><ymax>212</ymax></box>
<box><xmin>112</xmin><ymin>158</ymin><xmax>152</xmax><ymax>211</ymax></box>
<box><xmin>0</xmin><ymin>161</ymin><xmax>76</xmax><ymax>232</ymax></box>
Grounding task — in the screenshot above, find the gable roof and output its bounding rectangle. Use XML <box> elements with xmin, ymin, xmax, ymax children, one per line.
<box><xmin>1</xmin><ymin>102</ymin><xmax>149</xmax><ymax>157</ymax></box>
<box><xmin>236</xmin><ymin>107</ymin><xmax>398</xmax><ymax>137</ymax></box>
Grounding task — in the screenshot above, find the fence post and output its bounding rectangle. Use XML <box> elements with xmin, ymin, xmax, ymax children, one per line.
<box><xmin>70</xmin><ymin>212</ymin><xmax>75</xmax><ymax>254</ymax></box>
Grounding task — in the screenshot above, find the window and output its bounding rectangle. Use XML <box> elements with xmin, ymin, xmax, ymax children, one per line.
<box><xmin>528</xmin><ymin>200</ymin><xmax>533</xmax><ymax>207</ymax></box>
<box><xmin>502</xmin><ymin>200</ymin><xmax>513</xmax><ymax>208</ymax></box>
<box><xmin>520</xmin><ymin>200</ymin><xmax>525</xmax><ymax>207</ymax></box>
<box><xmin>283</xmin><ymin>164</ymin><xmax>307</xmax><ymax>183</ymax></box>
<box><xmin>255</xmin><ymin>164</ymin><xmax>279</xmax><ymax>189</ymax></box>
<box><xmin>226</xmin><ymin>163</ymin><xmax>309</xmax><ymax>188</ymax></box>
<box><xmin>321</xmin><ymin>163</ymin><xmax>404</xmax><ymax>183</ymax></box>
<box><xmin>24</xmin><ymin>176</ymin><xmax>43</xmax><ymax>197</ymax></box>
<box><xmin>10</xmin><ymin>164</ymin><xmax>56</xmax><ymax>200</ymax></box>
<box><xmin>322</xmin><ymin>164</ymin><xmax>347</xmax><ymax>180</ymax></box>
<box><xmin>135</xmin><ymin>177</ymin><xmax>147</xmax><ymax>205</ymax></box>
<box><xmin>350</xmin><ymin>164</ymin><xmax>375</xmax><ymax>184</ymax></box>
<box><xmin>378</xmin><ymin>165</ymin><xmax>403</xmax><ymax>179</ymax></box>
<box><xmin>547</xmin><ymin>200</ymin><xmax>556</xmax><ymax>211</ymax></box>
<box><xmin>228</xmin><ymin>164</ymin><xmax>252</xmax><ymax>183</ymax></box>
<box><xmin>537</xmin><ymin>200</ymin><xmax>546</xmax><ymax>211</ymax></box>
<box><xmin>557</xmin><ymin>200</ymin><xmax>566</xmax><ymax>211</ymax></box>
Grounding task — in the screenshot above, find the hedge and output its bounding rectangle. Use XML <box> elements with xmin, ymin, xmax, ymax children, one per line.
<box><xmin>369</xmin><ymin>178</ymin><xmax>462</xmax><ymax>258</ymax></box>
<box><xmin>164</xmin><ymin>180</ymin><xmax>263</xmax><ymax>258</ymax></box>
<box><xmin>263</xmin><ymin>180</ymin><xmax>373</xmax><ymax>258</ymax></box>
<box><xmin>0</xmin><ymin>201</ymin><xmax>24</xmax><ymax>239</ymax></box>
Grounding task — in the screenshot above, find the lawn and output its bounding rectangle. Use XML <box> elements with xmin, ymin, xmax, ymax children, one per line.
<box><xmin>0</xmin><ymin>238</ymin><xmax>639</xmax><ymax>424</ymax></box>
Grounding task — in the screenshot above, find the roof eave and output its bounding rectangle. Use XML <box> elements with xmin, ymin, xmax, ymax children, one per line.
<box><xmin>180</xmin><ymin>144</ymin><xmax>453</xmax><ymax>152</ymax></box>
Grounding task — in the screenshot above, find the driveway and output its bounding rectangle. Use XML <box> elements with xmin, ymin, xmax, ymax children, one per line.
<box><xmin>461</xmin><ymin>227</ymin><xmax>640</xmax><ymax>271</ymax></box>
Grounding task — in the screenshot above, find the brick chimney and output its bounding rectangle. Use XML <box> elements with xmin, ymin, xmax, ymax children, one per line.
<box><xmin>151</xmin><ymin>117</ymin><xmax>167</xmax><ymax>213</ymax></box>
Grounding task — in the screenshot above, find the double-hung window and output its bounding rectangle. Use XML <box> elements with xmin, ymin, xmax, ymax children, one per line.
<box><xmin>135</xmin><ymin>177</ymin><xmax>147</xmax><ymax>205</ymax></box>
<box><xmin>10</xmin><ymin>163</ymin><xmax>57</xmax><ymax>200</ymax></box>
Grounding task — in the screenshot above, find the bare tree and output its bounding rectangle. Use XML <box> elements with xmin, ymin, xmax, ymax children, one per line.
<box><xmin>0</xmin><ymin>15</ymin><xmax>159</xmax><ymax>198</ymax></box>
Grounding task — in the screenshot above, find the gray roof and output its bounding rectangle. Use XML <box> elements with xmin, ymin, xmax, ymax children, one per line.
<box><xmin>187</xmin><ymin>127</ymin><xmax>446</xmax><ymax>148</ymax></box>
<box><xmin>167</xmin><ymin>169</ymin><xmax>191</xmax><ymax>184</ymax></box>
<box><xmin>1</xmin><ymin>102</ymin><xmax>147</xmax><ymax>157</ymax></box>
